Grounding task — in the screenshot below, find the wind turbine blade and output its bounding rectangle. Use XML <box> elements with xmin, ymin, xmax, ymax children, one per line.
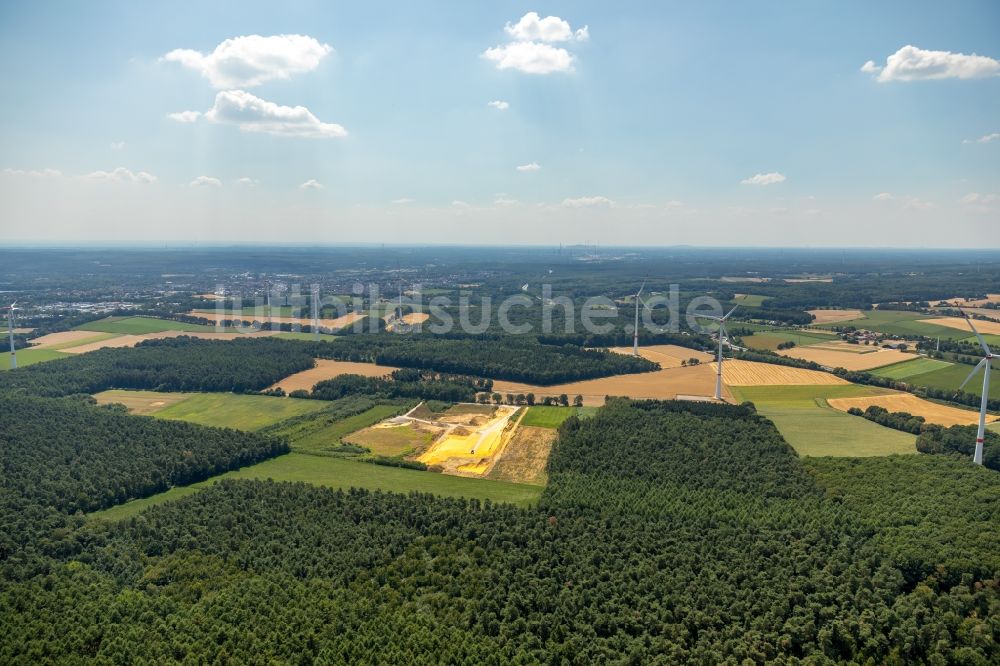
<box><xmin>722</xmin><ymin>305</ymin><xmax>739</xmax><ymax>321</ymax></box>
<box><xmin>958</xmin><ymin>358</ymin><xmax>988</xmax><ymax>393</ymax></box>
<box><xmin>959</xmin><ymin>308</ymin><xmax>992</xmax><ymax>356</ymax></box>
<box><xmin>636</xmin><ymin>279</ymin><xmax>646</xmax><ymax>298</ymax></box>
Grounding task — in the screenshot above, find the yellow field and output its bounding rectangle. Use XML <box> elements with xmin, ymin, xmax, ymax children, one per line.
<box><xmin>186</xmin><ymin>310</ymin><xmax>365</xmax><ymax>330</ymax></box>
<box><xmin>269</xmin><ymin>359</ymin><xmax>399</xmax><ymax>393</ymax></box>
<box><xmin>93</xmin><ymin>389</ymin><xmax>191</xmax><ymax>415</ymax></box>
<box><xmin>417</xmin><ymin>405</ymin><xmax>520</xmax><ymax>475</ymax></box>
<box><xmin>935</xmin><ymin>294</ymin><xmax>1000</xmax><ymax>307</ymax></box>
<box><xmin>827</xmin><ymin>393</ymin><xmax>997</xmax><ymax>427</ymax></box>
<box><xmin>493</xmin><ymin>362</ymin><xmax>729</xmax><ymax>406</ymax></box>
<box><xmin>806</xmin><ymin>309</ymin><xmax>863</xmax><ymax>324</ymax></box>
<box><xmin>29</xmin><ymin>330</ymin><xmax>109</xmax><ymax>349</ymax></box>
<box><xmin>921</xmin><ymin>316</ymin><xmax>1000</xmax><ymax>335</ymax></box>
<box><xmin>385</xmin><ymin>312</ymin><xmax>431</xmax><ymax>331</ymax></box>
<box><xmin>778</xmin><ymin>346</ymin><xmax>914</xmax><ymax>371</ymax></box>
<box><xmin>608</xmin><ymin>344</ymin><xmax>715</xmax><ymax>369</ymax></box>
<box><xmin>714</xmin><ymin>360</ymin><xmax>849</xmax><ymax>386</ymax></box>
<box><xmin>61</xmin><ymin>330</ymin><xmax>279</xmax><ymax>354</ymax></box>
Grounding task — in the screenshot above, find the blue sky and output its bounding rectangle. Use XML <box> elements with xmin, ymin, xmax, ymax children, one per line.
<box><xmin>0</xmin><ymin>1</ymin><xmax>997</xmax><ymax>245</ymax></box>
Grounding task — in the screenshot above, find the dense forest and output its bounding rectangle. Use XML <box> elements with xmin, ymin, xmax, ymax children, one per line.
<box><xmin>1</xmin><ymin>398</ymin><xmax>997</xmax><ymax>663</ymax></box>
<box><xmin>0</xmin><ymin>393</ymin><xmax>287</xmax><ymax>579</ymax></box>
<box><xmin>916</xmin><ymin>423</ymin><xmax>1000</xmax><ymax>471</ymax></box>
<box><xmin>308</xmin><ymin>368</ymin><xmax>488</xmax><ymax>403</ymax></box>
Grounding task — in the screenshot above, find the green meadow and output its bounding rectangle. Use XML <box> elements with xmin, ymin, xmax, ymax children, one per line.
<box><xmin>870</xmin><ymin>357</ymin><xmax>953</xmax><ymax>380</ymax></box>
<box><xmin>816</xmin><ymin>310</ymin><xmax>967</xmax><ymax>339</ymax></box>
<box><xmin>77</xmin><ymin>316</ymin><xmax>213</xmax><ymax>335</ymax></box>
<box><xmin>732</xmin><ymin>385</ymin><xmax>917</xmax><ymax>457</ymax></box>
<box><xmin>90</xmin><ymin>452</ymin><xmax>544</xmax><ymax>522</ymax></box>
<box><xmin>521</xmin><ymin>405</ymin><xmax>598</xmax><ymax>428</ymax></box>
<box><xmin>0</xmin><ymin>347</ymin><xmax>71</xmax><ymax>370</ymax></box>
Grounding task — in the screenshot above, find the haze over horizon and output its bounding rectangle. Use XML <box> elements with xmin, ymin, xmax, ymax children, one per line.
<box><xmin>1</xmin><ymin>1</ymin><xmax>998</xmax><ymax>246</ymax></box>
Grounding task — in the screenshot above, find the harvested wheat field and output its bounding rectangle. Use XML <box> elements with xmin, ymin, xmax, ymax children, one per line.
<box><xmin>935</xmin><ymin>294</ymin><xmax>1000</xmax><ymax>307</ymax></box>
<box><xmin>778</xmin><ymin>346</ymin><xmax>914</xmax><ymax>371</ymax></box>
<box><xmin>385</xmin><ymin>312</ymin><xmax>431</xmax><ymax>331</ymax></box>
<box><xmin>487</xmin><ymin>425</ymin><xmax>556</xmax><ymax>486</ymax></box>
<box><xmin>921</xmin><ymin>316</ymin><xmax>1000</xmax><ymax>336</ymax></box>
<box><xmin>60</xmin><ymin>330</ymin><xmax>279</xmax><ymax>354</ymax></box>
<box><xmin>715</xmin><ymin>360</ymin><xmax>848</xmax><ymax>386</ymax></box>
<box><xmin>93</xmin><ymin>389</ymin><xmax>192</xmax><ymax>415</ymax></box>
<box><xmin>28</xmin><ymin>330</ymin><xmax>110</xmax><ymax>349</ymax></box>
<box><xmin>493</xmin><ymin>363</ymin><xmax>728</xmax><ymax>406</ymax></box>
<box><xmin>827</xmin><ymin>393</ymin><xmax>997</xmax><ymax>427</ymax></box>
<box><xmin>608</xmin><ymin>344</ymin><xmax>715</xmax><ymax>368</ymax></box>
<box><xmin>186</xmin><ymin>310</ymin><xmax>366</xmax><ymax>330</ymax></box>
<box><xmin>807</xmin><ymin>309</ymin><xmax>863</xmax><ymax>324</ymax></box>
<box><xmin>269</xmin><ymin>359</ymin><xmax>400</xmax><ymax>394</ymax></box>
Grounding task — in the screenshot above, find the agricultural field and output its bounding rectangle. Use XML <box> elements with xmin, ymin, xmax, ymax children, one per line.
<box><xmin>742</xmin><ymin>329</ymin><xmax>839</xmax><ymax>351</ymax></box>
<box><xmin>870</xmin><ymin>357</ymin><xmax>953</xmax><ymax>380</ymax></box>
<box><xmin>272</xmin><ymin>331</ymin><xmax>340</xmax><ymax>342</ymax></box>
<box><xmin>806</xmin><ymin>309</ymin><xmax>864</xmax><ymax>324</ymax></box>
<box><xmin>731</xmin><ymin>385</ymin><xmax>917</xmax><ymax>457</ymax></box>
<box><xmin>493</xmin><ymin>361</ymin><xmax>728</xmax><ymax>405</ymax></box>
<box><xmin>0</xmin><ymin>347</ymin><xmax>70</xmax><ymax>370</ymax></box>
<box><xmin>187</xmin><ymin>310</ymin><xmax>366</xmax><ymax>331</ymax></box>
<box><xmin>778</xmin><ymin>346</ymin><xmax>914</xmax><ymax>371</ymax></box>
<box><xmin>27</xmin><ymin>330</ymin><xmax>119</xmax><ymax>349</ymax></box>
<box><xmin>59</xmin><ymin>330</ymin><xmax>280</xmax><ymax>354</ymax></box>
<box><xmin>921</xmin><ymin>316</ymin><xmax>1000</xmax><ymax>336</ymax></box>
<box><xmin>520</xmin><ymin>405</ymin><xmax>596</xmax><ymax>428</ymax></box>
<box><xmin>731</xmin><ymin>293</ymin><xmax>769</xmax><ymax>307</ymax></box>
<box><xmin>609</xmin><ymin>344</ymin><xmax>714</xmax><ymax>368</ymax></box>
<box><xmin>903</xmin><ymin>361</ymin><xmax>1000</xmax><ymax>401</ymax></box>
<box><xmin>93</xmin><ymin>390</ymin><xmax>326</xmax><ymax>431</ymax></box>
<box><xmin>716</xmin><ymin>360</ymin><xmax>848</xmax><ymax>386</ymax></box>
<box><xmin>93</xmin><ymin>389</ymin><xmax>191</xmax><ymax>415</ymax></box>
<box><xmin>269</xmin><ymin>358</ymin><xmax>399</xmax><ymax>393</ymax></box>
<box><xmin>815</xmin><ymin>310</ymin><xmax>968</xmax><ymax>339</ymax></box>
<box><xmin>345</xmin><ymin>421</ymin><xmax>439</xmax><ymax>456</ymax></box>
<box><xmin>266</xmin><ymin>402</ymin><xmax>410</xmax><ymax>452</ymax></box>
<box><xmin>77</xmin><ymin>316</ymin><xmax>213</xmax><ymax>335</ymax></box>
<box><xmin>90</xmin><ymin>452</ymin><xmax>543</xmax><ymax>522</ymax></box>
<box><xmin>826</xmin><ymin>393</ymin><xmax>995</xmax><ymax>427</ymax></box>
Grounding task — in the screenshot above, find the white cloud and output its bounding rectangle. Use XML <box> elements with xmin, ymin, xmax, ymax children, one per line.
<box><xmin>863</xmin><ymin>45</ymin><xmax>1000</xmax><ymax>82</ymax></box>
<box><xmin>299</xmin><ymin>179</ymin><xmax>325</xmax><ymax>191</ymax></box>
<box><xmin>110</xmin><ymin>141</ymin><xmax>125</xmax><ymax>151</ymax></box>
<box><xmin>873</xmin><ymin>192</ymin><xmax>895</xmax><ymax>201</ymax></box>
<box><xmin>903</xmin><ymin>197</ymin><xmax>933</xmax><ymax>210</ymax></box>
<box><xmin>504</xmin><ymin>12</ymin><xmax>588</xmax><ymax>43</ymax></box>
<box><xmin>168</xmin><ymin>110</ymin><xmax>201</xmax><ymax>123</ymax></box>
<box><xmin>562</xmin><ymin>195</ymin><xmax>614</xmax><ymax>208</ymax></box>
<box><xmin>963</xmin><ymin>132</ymin><xmax>1000</xmax><ymax>144</ymax></box>
<box><xmin>391</xmin><ymin>198</ymin><xmax>414</xmax><ymax>204</ymax></box>
<box><xmin>451</xmin><ymin>200</ymin><xmax>470</xmax><ymax>208</ymax></box>
<box><xmin>959</xmin><ymin>192</ymin><xmax>998</xmax><ymax>213</ymax></box>
<box><xmin>482</xmin><ymin>42</ymin><xmax>574</xmax><ymax>74</ymax></box>
<box><xmin>741</xmin><ymin>172</ymin><xmax>786</xmax><ymax>186</ymax></box>
<box><xmin>162</xmin><ymin>34</ymin><xmax>332</xmax><ymax>88</ymax></box>
<box><xmin>493</xmin><ymin>197</ymin><xmax>519</xmax><ymax>207</ymax></box>
<box><xmin>235</xmin><ymin>177</ymin><xmax>258</xmax><ymax>186</ymax></box>
<box><xmin>83</xmin><ymin>167</ymin><xmax>156</xmax><ymax>183</ymax></box>
<box><xmin>516</xmin><ymin>162</ymin><xmax>541</xmax><ymax>172</ymax></box>
<box><xmin>204</xmin><ymin>90</ymin><xmax>346</xmax><ymax>138</ymax></box>
<box><xmin>3</xmin><ymin>167</ymin><xmax>62</xmax><ymax>178</ymax></box>
<box><xmin>190</xmin><ymin>176</ymin><xmax>222</xmax><ymax>187</ymax></box>
<box><xmin>487</xmin><ymin>100</ymin><xmax>510</xmax><ymax>110</ymax></box>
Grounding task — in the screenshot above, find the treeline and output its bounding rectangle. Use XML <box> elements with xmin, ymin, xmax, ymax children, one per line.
<box><xmin>1</xmin><ymin>399</ymin><xmax>998</xmax><ymax>662</ymax></box>
<box><xmin>0</xmin><ymin>393</ymin><xmax>287</xmax><ymax>577</ymax></box>
<box><xmin>314</xmin><ymin>334</ymin><xmax>658</xmax><ymax>385</ymax></box>
<box><xmin>916</xmin><ymin>424</ymin><xmax>1000</xmax><ymax>471</ymax></box>
<box><xmin>309</xmin><ymin>369</ymin><xmax>489</xmax><ymax>403</ymax></box>
<box><xmin>847</xmin><ymin>404</ymin><xmax>928</xmax><ymax>434</ymax></box>
<box><xmin>537</xmin><ymin>329</ymin><xmax>714</xmax><ymax>351</ymax></box>
<box><xmin>0</xmin><ymin>337</ymin><xmax>317</xmax><ymax>397</ymax></box>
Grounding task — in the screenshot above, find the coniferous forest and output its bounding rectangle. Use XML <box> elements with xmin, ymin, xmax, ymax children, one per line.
<box><xmin>1</xmin><ymin>398</ymin><xmax>997</xmax><ymax>663</ymax></box>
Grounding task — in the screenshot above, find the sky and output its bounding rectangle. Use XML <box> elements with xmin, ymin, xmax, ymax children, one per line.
<box><xmin>0</xmin><ymin>0</ymin><xmax>998</xmax><ymax>247</ymax></box>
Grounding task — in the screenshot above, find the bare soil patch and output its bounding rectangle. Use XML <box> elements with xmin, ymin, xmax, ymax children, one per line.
<box><xmin>487</xmin><ymin>425</ymin><xmax>556</xmax><ymax>486</ymax></box>
<box><xmin>269</xmin><ymin>359</ymin><xmax>400</xmax><ymax>394</ymax></box>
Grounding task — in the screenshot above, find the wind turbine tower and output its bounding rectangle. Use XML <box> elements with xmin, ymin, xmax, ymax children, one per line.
<box><xmin>703</xmin><ymin>306</ymin><xmax>738</xmax><ymax>401</ymax></box>
<box><xmin>957</xmin><ymin>310</ymin><xmax>995</xmax><ymax>465</ymax></box>
<box><xmin>311</xmin><ymin>284</ymin><xmax>320</xmax><ymax>341</ymax></box>
<box><xmin>632</xmin><ymin>280</ymin><xmax>646</xmax><ymax>356</ymax></box>
<box><xmin>5</xmin><ymin>302</ymin><xmax>17</xmax><ymax>369</ymax></box>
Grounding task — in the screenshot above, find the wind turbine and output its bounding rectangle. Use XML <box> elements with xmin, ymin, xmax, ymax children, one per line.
<box><xmin>5</xmin><ymin>301</ymin><xmax>18</xmax><ymax>369</ymax></box>
<box><xmin>632</xmin><ymin>280</ymin><xmax>646</xmax><ymax>356</ymax></box>
<box><xmin>957</xmin><ymin>310</ymin><xmax>995</xmax><ymax>465</ymax></box>
<box><xmin>702</xmin><ymin>305</ymin><xmax>738</xmax><ymax>401</ymax></box>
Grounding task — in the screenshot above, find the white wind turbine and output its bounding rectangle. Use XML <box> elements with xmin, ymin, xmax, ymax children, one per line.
<box><xmin>957</xmin><ymin>310</ymin><xmax>995</xmax><ymax>465</ymax></box>
<box><xmin>632</xmin><ymin>280</ymin><xmax>646</xmax><ymax>356</ymax></box>
<box><xmin>5</xmin><ymin>301</ymin><xmax>18</xmax><ymax>369</ymax></box>
<box><xmin>702</xmin><ymin>305</ymin><xmax>738</xmax><ymax>401</ymax></box>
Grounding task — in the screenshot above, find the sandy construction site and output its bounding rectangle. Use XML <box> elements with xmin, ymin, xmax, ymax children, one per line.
<box><xmin>827</xmin><ymin>393</ymin><xmax>997</xmax><ymax>427</ymax></box>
